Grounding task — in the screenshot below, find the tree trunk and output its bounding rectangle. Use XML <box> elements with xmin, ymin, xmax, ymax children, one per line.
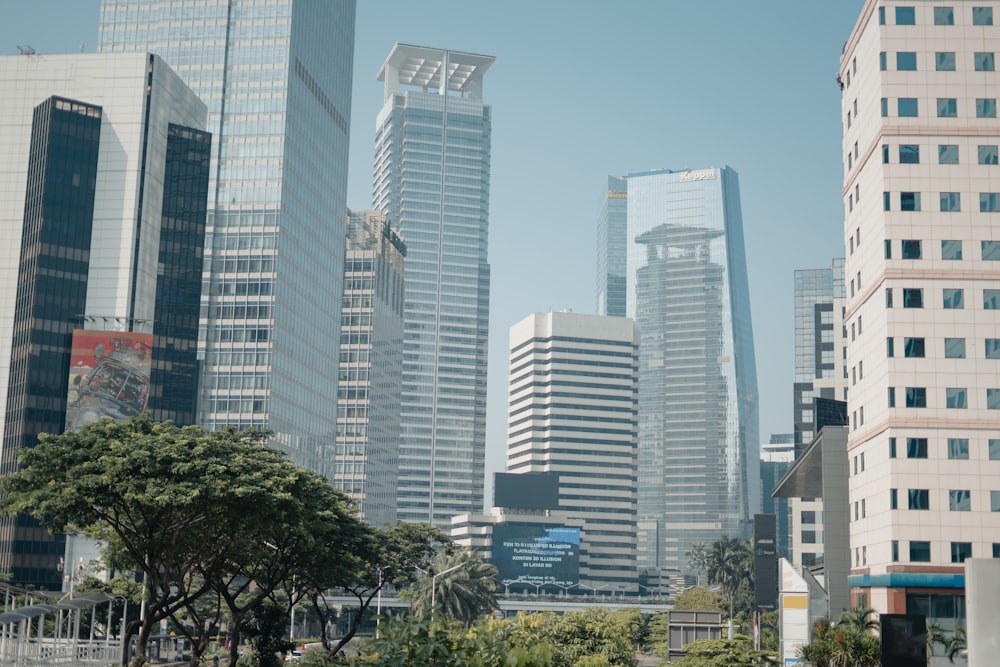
<box><xmin>227</xmin><ymin>622</ymin><xmax>242</xmax><ymax>667</ymax></box>
<box><xmin>130</xmin><ymin>618</ymin><xmax>153</xmax><ymax>667</ymax></box>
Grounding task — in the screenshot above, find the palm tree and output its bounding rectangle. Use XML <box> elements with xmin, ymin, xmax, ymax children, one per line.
<box><xmin>837</xmin><ymin>607</ymin><xmax>879</xmax><ymax>635</ymax></box>
<box><xmin>946</xmin><ymin>625</ymin><xmax>966</xmax><ymax>663</ymax></box>
<box><xmin>704</xmin><ymin>537</ymin><xmax>753</xmax><ymax>617</ymax></box>
<box><xmin>686</xmin><ymin>542</ymin><xmax>708</xmax><ymax>585</ymax></box>
<box><xmin>404</xmin><ymin>548</ymin><xmax>498</xmax><ymax>626</ymax></box>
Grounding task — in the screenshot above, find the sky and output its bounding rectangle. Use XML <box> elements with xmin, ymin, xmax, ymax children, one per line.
<box><xmin>2</xmin><ymin>1</ymin><xmax>866</xmax><ymax>490</ymax></box>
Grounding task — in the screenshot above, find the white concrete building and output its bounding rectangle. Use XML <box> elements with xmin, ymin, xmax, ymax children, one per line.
<box><xmin>506</xmin><ymin>311</ymin><xmax>639</xmax><ymax>591</ymax></box>
<box><xmin>841</xmin><ymin>0</ymin><xmax>1000</xmax><ymax>628</ymax></box>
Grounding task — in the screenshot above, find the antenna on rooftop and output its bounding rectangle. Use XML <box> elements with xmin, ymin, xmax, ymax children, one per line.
<box><xmin>16</xmin><ymin>45</ymin><xmax>36</xmax><ymax>55</ymax></box>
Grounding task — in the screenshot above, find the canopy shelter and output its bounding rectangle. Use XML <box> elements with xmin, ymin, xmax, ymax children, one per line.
<box><xmin>0</xmin><ymin>589</ymin><xmax>125</xmax><ymax>666</ymax></box>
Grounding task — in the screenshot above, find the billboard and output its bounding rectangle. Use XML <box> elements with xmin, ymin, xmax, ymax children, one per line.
<box><xmin>879</xmin><ymin>614</ymin><xmax>927</xmax><ymax>667</ymax></box>
<box><xmin>492</xmin><ymin>523</ymin><xmax>580</xmax><ymax>587</ymax></box>
<box><xmin>66</xmin><ymin>330</ymin><xmax>153</xmax><ymax>430</ymax></box>
<box><xmin>754</xmin><ymin>513</ymin><xmax>778</xmax><ymax>610</ymax></box>
<box><xmin>494</xmin><ymin>472</ymin><xmax>560</xmax><ymax>510</ymax></box>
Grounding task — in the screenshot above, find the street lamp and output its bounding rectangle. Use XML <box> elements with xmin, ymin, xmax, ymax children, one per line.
<box><xmin>430</xmin><ymin>563</ymin><xmax>465</xmax><ymax>620</ymax></box>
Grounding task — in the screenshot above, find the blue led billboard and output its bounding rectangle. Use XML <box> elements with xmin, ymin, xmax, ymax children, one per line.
<box><xmin>492</xmin><ymin>523</ymin><xmax>580</xmax><ymax>586</ymax></box>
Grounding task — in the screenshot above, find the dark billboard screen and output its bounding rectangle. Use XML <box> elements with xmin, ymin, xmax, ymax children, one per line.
<box><xmin>492</xmin><ymin>523</ymin><xmax>580</xmax><ymax>586</ymax></box>
<box><xmin>880</xmin><ymin>614</ymin><xmax>927</xmax><ymax>667</ymax></box>
<box><xmin>494</xmin><ymin>472</ymin><xmax>560</xmax><ymax>510</ymax></box>
<box><xmin>754</xmin><ymin>513</ymin><xmax>778</xmax><ymax>610</ymax></box>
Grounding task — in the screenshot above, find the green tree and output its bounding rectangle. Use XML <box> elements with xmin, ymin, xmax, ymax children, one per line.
<box><xmin>798</xmin><ymin>619</ymin><xmax>834</xmax><ymax>667</ymax></box>
<box><xmin>946</xmin><ymin>625</ymin><xmax>966</xmax><ymax>663</ymax></box>
<box><xmin>798</xmin><ymin>618</ymin><xmax>881</xmax><ymax>667</ymax></box>
<box><xmin>670</xmin><ymin>636</ymin><xmax>776</xmax><ymax>666</ymax></box>
<box><xmin>704</xmin><ymin>537</ymin><xmax>754</xmax><ymax>617</ymax></box>
<box><xmin>673</xmin><ymin>586</ymin><xmax>727</xmax><ymax>613</ymax></box>
<box><xmin>493</xmin><ymin>608</ymin><xmax>642</xmax><ymax>667</ymax></box>
<box><xmin>404</xmin><ymin>548</ymin><xmax>498</xmax><ymax>625</ymax></box>
<box><xmin>836</xmin><ymin>607</ymin><xmax>879</xmax><ymax>634</ymax></box>
<box><xmin>645</xmin><ymin>611</ymin><xmax>670</xmax><ymax>660</ymax></box>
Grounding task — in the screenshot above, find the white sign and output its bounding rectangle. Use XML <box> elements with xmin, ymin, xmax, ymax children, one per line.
<box><xmin>680</xmin><ymin>168</ymin><xmax>716</xmax><ymax>182</ymax></box>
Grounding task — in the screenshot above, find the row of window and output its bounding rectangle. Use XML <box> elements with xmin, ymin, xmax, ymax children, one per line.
<box><xmin>883</xmin><ymin>191</ymin><xmax>1000</xmax><ymax>211</ymax></box>
<box><xmin>886</xmin><ymin>336</ymin><xmax>1000</xmax><ymax>359</ymax></box>
<box><xmin>883</xmin><ymin>143</ymin><xmax>998</xmax><ymax>165</ymax></box>
<box><xmin>882</xmin><ymin>96</ymin><xmax>999</xmax><ymax>118</ymax></box>
<box><xmin>880</xmin><ymin>5</ymin><xmax>994</xmax><ymax>26</ymax></box>
<box><xmin>886</xmin><ymin>287</ymin><xmax>1000</xmax><ymax>309</ymax></box>
<box><xmin>886</xmin><ymin>541</ymin><xmax>999</xmax><ymax>565</ymax></box>
<box><xmin>887</xmin><ymin>436</ymin><xmax>1000</xmax><ymax>460</ymax></box>
<box><xmin>887</xmin><ymin>488</ymin><xmax>1000</xmax><ymax>512</ymax></box>
<box><xmin>887</xmin><ymin>386</ymin><xmax>1000</xmax><ymax>409</ymax></box>
<box><xmin>886</xmin><ymin>239</ymin><xmax>1000</xmax><ymax>260</ymax></box>
<box><xmin>881</xmin><ymin>50</ymin><xmax>999</xmax><ymax>73</ymax></box>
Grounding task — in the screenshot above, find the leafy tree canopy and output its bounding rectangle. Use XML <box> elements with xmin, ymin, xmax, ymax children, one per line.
<box><xmin>673</xmin><ymin>586</ymin><xmax>728</xmax><ymax>613</ymax></box>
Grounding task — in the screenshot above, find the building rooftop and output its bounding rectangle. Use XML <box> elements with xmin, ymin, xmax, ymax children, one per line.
<box><xmin>378</xmin><ymin>43</ymin><xmax>495</xmax><ymax>99</ymax></box>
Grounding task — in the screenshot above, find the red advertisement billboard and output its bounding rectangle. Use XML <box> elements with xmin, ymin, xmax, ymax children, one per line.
<box><xmin>66</xmin><ymin>330</ymin><xmax>153</xmax><ymax>430</ymax></box>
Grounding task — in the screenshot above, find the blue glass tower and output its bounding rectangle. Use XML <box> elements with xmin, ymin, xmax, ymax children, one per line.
<box><xmin>597</xmin><ymin>176</ymin><xmax>628</xmax><ymax>317</ymax></box>
<box><xmin>373</xmin><ymin>44</ymin><xmax>493</xmax><ymax>526</ymax></box>
<box><xmin>608</xmin><ymin>167</ymin><xmax>760</xmax><ymax>574</ymax></box>
<box><xmin>98</xmin><ymin>0</ymin><xmax>356</xmax><ymax>478</ymax></box>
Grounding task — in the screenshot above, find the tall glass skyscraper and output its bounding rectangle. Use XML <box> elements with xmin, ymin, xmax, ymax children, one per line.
<box><xmin>596</xmin><ymin>176</ymin><xmax>627</xmax><ymax>318</ymax></box>
<box><xmin>373</xmin><ymin>44</ymin><xmax>494</xmax><ymax>526</ymax></box>
<box><xmin>604</xmin><ymin>167</ymin><xmax>760</xmax><ymax>574</ymax></box>
<box><xmin>98</xmin><ymin>1</ymin><xmax>356</xmax><ymax>478</ymax></box>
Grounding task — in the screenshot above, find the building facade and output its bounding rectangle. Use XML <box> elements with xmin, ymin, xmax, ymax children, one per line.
<box><xmin>335</xmin><ymin>210</ymin><xmax>405</xmax><ymax>527</ymax></box>
<box><xmin>0</xmin><ymin>53</ymin><xmax>208</xmax><ymax>588</ymax></box>
<box><xmin>98</xmin><ymin>0</ymin><xmax>357</xmax><ymax>479</ymax></box>
<box><xmin>790</xmin><ymin>261</ymin><xmax>848</xmax><ymax>571</ymax></box>
<box><xmin>609</xmin><ymin>167</ymin><xmax>760</xmax><ymax>574</ymax></box>
<box><xmin>841</xmin><ymin>0</ymin><xmax>1000</xmax><ymax>628</ymax></box>
<box><xmin>596</xmin><ymin>176</ymin><xmax>628</xmax><ymax>318</ymax></box>
<box><xmin>373</xmin><ymin>44</ymin><xmax>493</xmax><ymax>526</ymax></box>
<box><xmin>506</xmin><ymin>311</ymin><xmax>640</xmax><ymax>591</ymax></box>
<box><xmin>760</xmin><ymin>434</ymin><xmax>794</xmax><ymax>561</ymax></box>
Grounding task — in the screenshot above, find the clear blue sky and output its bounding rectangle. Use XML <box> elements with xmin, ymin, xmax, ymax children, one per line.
<box><xmin>2</xmin><ymin>1</ymin><xmax>865</xmax><ymax>487</ymax></box>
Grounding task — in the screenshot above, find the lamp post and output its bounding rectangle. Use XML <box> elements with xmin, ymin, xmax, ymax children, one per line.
<box><xmin>430</xmin><ymin>563</ymin><xmax>465</xmax><ymax>620</ymax></box>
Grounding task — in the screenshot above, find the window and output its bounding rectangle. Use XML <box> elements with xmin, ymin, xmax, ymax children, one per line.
<box><xmin>906</xmin><ymin>387</ymin><xmax>927</xmax><ymax>407</ymax></box>
<box><xmin>903</xmin><ymin>288</ymin><xmax>923</xmax><ymax>308</ymax></box>
<box><xmin>991</xmin><ymin>439</ymin><xmax>1000</xmax><ymax>460</ymax></box>
<box><xmin>975</xmin><ymin>52</ymin><xmax>996</xmax><ymax>71</ymax></box>
<box><xmin>988</xmin><ymin>388</ymin><xmax>1000</xmax><ymax>409</ymax></box>
<box><xmin>908</xmin><ymin>489</ymin><xmax>930</xmax><ymax>509</ymax></box>
<box><xmin>910</xmin><ymin>541</ymin><xmax>931</xmax><ymax>562</ymax></box>
<box><xmin>907</xmin><ymin>437</ymin><xmax>928</xmax><ymax>458</ymax></box>
<box><xmin>886</xmin><ymin>288</ymin><xmax>894</xmax><ymax>307</ymax></box>
<box><xmin>884</xmin><ymin>191</ymin><xmax>891</xmax><ymax>210</ymax></box>
<box><xmin>897</xmin><ymin>52</ymin><xmax>917</xmax><ymax>70</ymax></box>
<box><xmin>880</xmin><ymin>51</ymin><xmax>888</xmax><ymax>71</ymax></box>
<box><xmin>904</xmin><ymin>337</ymin><xmax>926</xmax><ymax>357</ymax></box>
<box><xmin>936</xmin><ymin>51</ymin><xmax>956</xmax><ymax>70</ymax></box>
<box><xmin>899</xmin><ymin>144</ymin><xmax>920</xmax><ymax>163</ymax></box>
<box><xmin>951</xmin><ymin>542</ymin><xmax>974</xmax><ymax>563</ymax></box>
<box><xmin>935</xmin><ymin>6</ymin><xmax>955</xmax><ymax>24</ymax></box>
<box><xmin>984</xmin><ymin>289</ymin><xmax>1000</xmax><ymax>309</ymax></box>
<box><xmin>890</xmin><ymin>437</ymin><xmax>897</xmax><ymax>458</ymax></box>
<box><xmin>983</xmin><ymin>241</ymin><xmax>1000</xmax><ymax>260</ymax></box>
<box><xmin>888</xmin><ymin>387</ymin><xmax>896</xmax><ymax>407</ymax></box>
<box><xmin>979</xmin><ymin>145</ymin><xmax>999</xmax><ymax>164</ymax></box>
<box><xmin>940</xmin><ymin>192</ymin><xmax>961</xmax><ymax>211</ymax></box>
<box><xmin>986</xmin><ymin>339</ymin><xmax>1000</xmax><ymax>358</ymax></box>
<box><xmin>884</xmin><ymin>239</ymin><xmax>892</xmax><ymax>258</ymax></box>
<box><xmin>901</xmin><ymin>192</ymin><xmax>921</xmax><ymax>211</ymax></box>
<box><xmin>982</xmin><ymin>193</ymin><xmax>1000</xmax><ymax>212</ymax></box>
<box><xmin>993</xmin><ymin>491</ymin><xmax>1000</xmax><ymax>512</ymax></box>
<box><xmin>896</xmin><ymin>6</ymin><xmax>916</xmax><ymax>24</ymax></box>
<box><xmin>891</xmin><ymin>488</ymin><xmax>899</xmax><ymax>509</ymax></box>
<box><xmin>948</xmin><ymin>438</ymin><xmax>970</xmax><ymax>459</ymax></box>
<box><xmin>882</xmin><ymin>97</ymin><xmax>888</xmax><ymax>117</ymax></box>
<box><xmin>880</xmin><ymin>6</ymin><xmax>886</xmax><ymax>24</ymax></box>
<box><xmin>882</xmin><ymin>144</ymin><xmax>890</xmax><ymax>164</ymax></box>
<box><xmin>943</xmin><ymin>288</ymin><xmax>964</xmax><ymax>309</ymax></box>
<box><xmin>973</xmin><ymin>6</ymin><xmax>994</xmax><ymax>24</ymax></box>
<box><xmin>950</xmin><ymin>490</ymin><xmax>972</xmax><ymax>511</ymax></box>
<box><xmin>892</xmin><ymin>540</ymin><xmax>900</xmax><ymax>562</ymax></box>
<box><xmin>939</xmin><ymin>144</ymin><xmax>959</xmax><ymax>164</ymax></box>
<box><xmin>937</xmin><ymin>98</ymin><xmax>957</xmax><ymax>117</ymax></box>
<box><xmin>942</xmin><ymin>239</ymin><xmax>963</xmax><ymax>259</ymax></box>
<box><xmin>978</xmin><ymin>98</ymin><xmax>998</xmax><ymax>118</ymax></box>
<box><xmin>901</xmin><ymin>239</ymin><xmax>921</xmax><ymax>258</ymax></box>
<box><xmin>887</xmin><ymin>338</ymin><xmax>895</xmax><ymax>357</ymax></box>
<box><xmin>945</xmin><ymin>338</ymin><xmax>966</xmax><ymax>358</ymax></box>
<box><xmin>946</xmin><ymin>387</ymin><xmax>968</xmax><ymax>408</ymax></box>
<box><xmin>901</xmin><ymin>97</ymin><xmax>923</xmax><ymax>117</ymax></box>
